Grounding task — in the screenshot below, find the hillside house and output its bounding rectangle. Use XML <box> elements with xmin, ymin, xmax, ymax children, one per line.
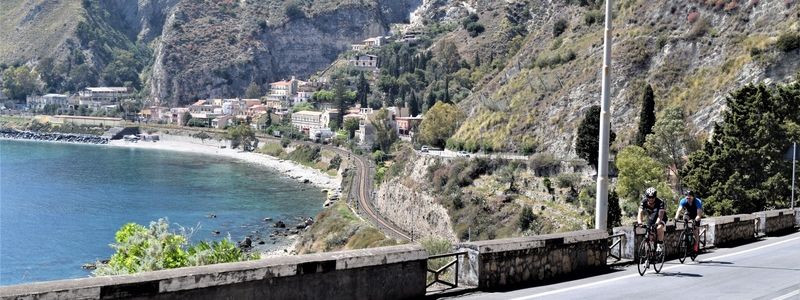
<box><xmin>350</xmin><ymin>55</ymin><xmax>380</xmax><ymax>68</ymax></box>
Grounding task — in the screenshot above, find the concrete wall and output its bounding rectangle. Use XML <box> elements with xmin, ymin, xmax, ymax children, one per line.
<box><xmin>0</xmin><ymin>245</ymin><xmax>427</xmax><ymax>300</ymax></box>
<box><xmin>454</xmin><ymin>230</ymin><xmax>608</xmax><ymax>289</ymax></box>
<box><xmin>704</xmin><ymin>214</ymin><xmax>757</xmax><ymax>245</ymax></box>
<box><xmin>753</xmin><ymin>209</ymin><xmax>796</xmax><ymax>235</ymax></box>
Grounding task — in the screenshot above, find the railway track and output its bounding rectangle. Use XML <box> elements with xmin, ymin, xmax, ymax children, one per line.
<box><xmin>325</xmin><ymin>146</ymin><xmax>411</xmax><ymax>241</ymax></box>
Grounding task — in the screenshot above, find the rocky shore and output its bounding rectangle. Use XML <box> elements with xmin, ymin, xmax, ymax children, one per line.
<box><xmin>0</xmin><ymin>128</ymin><xmax>108</xmax><ymax>144</ymax></box>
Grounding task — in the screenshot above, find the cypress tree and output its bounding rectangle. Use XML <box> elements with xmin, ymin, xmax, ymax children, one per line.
<box><xmin>408</xmin><ymin>92</ymin><xmax>420</xmax><ymax>117</ymax></box>
<box><xmin>575</xmin><ymin>105</ymin><xmax>616</xmax><ymax>169</ymax></box>
<box><xmin>635</xmin><ymin>84</ymin><xmax>656</xmax><ymax>147</ymax></box>
<box><xmin>443</xmin><ymin>76</ymin><xmax>450</xmax><ymax>104</ymax></box>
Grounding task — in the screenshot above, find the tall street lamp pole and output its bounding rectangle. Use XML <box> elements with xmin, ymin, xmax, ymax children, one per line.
<box><xmin>595</xmin><ymin>0</ymin><xmax>613</xmax><ymax>231</ymax></box>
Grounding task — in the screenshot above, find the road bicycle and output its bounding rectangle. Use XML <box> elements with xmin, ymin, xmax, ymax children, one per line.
<box><xmin>677</xmin><ymin>219</ymin><xmax>699</xmax><ymax>263</ymax></box>
<box><xmin>636</xmin><ymin>223</ymin><xmax>665</xmax><ymax>276</ymax></box>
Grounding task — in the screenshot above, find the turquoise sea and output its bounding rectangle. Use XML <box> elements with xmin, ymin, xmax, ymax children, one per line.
<box><xmin>0</xmin><ymin>139</ymin><xmax>325</xmax><ymax>286</ymax></box>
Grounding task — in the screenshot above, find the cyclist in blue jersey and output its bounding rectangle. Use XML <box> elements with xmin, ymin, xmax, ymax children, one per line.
<box><xmin>637</xmin><ymin>187</ymin><xmax>666</xmax><ymax>253</ymax></box>
<box><xmin>674</xmin><ymin>189</ymin><xmax>703</xmax><ymax>252</ymax></box>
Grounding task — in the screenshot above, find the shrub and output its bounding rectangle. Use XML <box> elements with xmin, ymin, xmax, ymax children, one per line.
<box><xmin>285</xmin><ymin>1</ymin><xmax>304</xmax><ymax>19</ymax></box>
<box><xmin>687</xmin><ymin>12</ymin><xmax>700</xmax><ymax>23</ymax></box>
<box><xmin>462</xmin><ymin>13</ymin><xmax>479</xmax><ymax>29</ymax></box>
<box><xmin>725</xmin><ymin>1</ymin><xmax>740</xmax><ymax>10</ymax></box>
<box><xmin>555</xmin><ymin>172</ymin><xmax>581</xmax><ymax>189</ymax></box>
<box><xmin>466</xmin><ymin>22</ymin><xmax>485</xmax><ymax>37</ymax></box>
<box><xmin>656</xmin><ymin>35</ymin><xmax>668</xmax><ymax>50</ymax></box>
<box><xmin>553</xmin><ymin>18</ymin><xmax>568</xmax><ymax>37</ymax></box>
<box><xmin>776</xmin><ymin>32</ymin><xmax>800</xmax><ymax>52</ymax></box>
<box><xmin>584</xmin><ymin>10</ymin><xmax>603</xmax><ymax>26</ymax></box>
<box><xmin>518</xmin><ymin>205</ymin><xmax>536</xmax><ymax>230</ymax></box>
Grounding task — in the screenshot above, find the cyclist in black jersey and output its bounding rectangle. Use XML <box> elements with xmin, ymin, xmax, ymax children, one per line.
<box><xmin>637</xmin><ymin>187</ymin><xmax>666</xmax><ymax>252</ymax></box>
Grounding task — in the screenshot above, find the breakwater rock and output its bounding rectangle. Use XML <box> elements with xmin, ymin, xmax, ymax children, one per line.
<box><xmin>0</xmin><ymin>128</ymin><xmax>108</xmax><ymax>144</ymax></box>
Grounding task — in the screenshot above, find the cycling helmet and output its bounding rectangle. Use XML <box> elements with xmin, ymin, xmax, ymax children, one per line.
<box><xmin>645</xmin><ymin>187</ymin><xmax>657</xmax><ymax>198</ymax></box>
<box><xmin>684</xmin><ymin>190</ymin><xmax>695</xmax><ymax>196</ymax></box>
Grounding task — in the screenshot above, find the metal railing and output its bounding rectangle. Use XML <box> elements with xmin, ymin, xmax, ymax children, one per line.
<box><xmin>700</xmin><ymin>224</ymin><xmax>709</xmax><ymax>248</ymax></box>
<box><xmin>426</xmin><ymin>252</ymin><xmax>468</xmax><ymax>288</ymax></box>
<box><xmin>607</xmin><ymin>233</ymin><xmax>625</xmax><ymax>261</ymax></box>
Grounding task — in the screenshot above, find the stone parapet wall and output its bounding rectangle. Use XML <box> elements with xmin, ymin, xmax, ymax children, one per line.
<box><xmin>753</xmin><ymin>209</ymin><xmax>796</xmax><ymax>235</ymax></box>
<box><xmin>454</xmin><ymin>230</ymin><xmax>607</xmax><ymax>289</ymax></box>
<box><xmin>702</xmin><ymin>214</ymin><xmax>756</xmax><ymax>246</ymax></box>
<box><xmin>795</xmin><ymin>208</ymin><xmax>800</xmax><ymax>227</ymax></box>
<box><xmin>0</xmin><ymin>245</ymin><xmax>427</xmax><ymax>300</ymax></box>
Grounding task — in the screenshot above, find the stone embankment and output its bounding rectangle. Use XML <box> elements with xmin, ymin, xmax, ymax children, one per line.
<box><xmin>0</xmin><ymin>129</ymin><xmax>108</xmax><ymax>144</ymax></box>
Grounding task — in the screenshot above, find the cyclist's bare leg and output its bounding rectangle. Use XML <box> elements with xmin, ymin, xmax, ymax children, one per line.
<box><xmin>656</xmin><ymin>223</ymin><xmax>665</xmax><ymax>243</ymax></box>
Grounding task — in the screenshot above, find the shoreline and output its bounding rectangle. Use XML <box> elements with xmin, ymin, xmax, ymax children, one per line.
<box><xmin>105</xmin><ymin>139</ymin><xmax>340</xmax><ymax>257</ymax></box>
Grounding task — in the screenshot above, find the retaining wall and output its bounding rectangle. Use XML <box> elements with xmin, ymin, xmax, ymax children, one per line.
<box><xmin>454</xmin><ymin>229</ymin><xmax>607</xmax><ymax>289</ymax></box>
<box><xmin>0</xmin><ymin>245</ymin><xmax>427</xmax><ymax>300</ymax></box>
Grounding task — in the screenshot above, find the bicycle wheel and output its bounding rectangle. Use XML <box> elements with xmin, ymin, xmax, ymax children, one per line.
<box><xmin>637</xmin><ymin>239</ymin><xmax>649</xmax><ymax>276</ymax></box>
<box><xmin>678</xmin><ymin>232</ymin><xmax>688</xmax><ymax>264</ymax></box>
<box><xmin>654</xmin><ymin>242</ymin><xmax>666</xmax><ymax>273</ymax></box>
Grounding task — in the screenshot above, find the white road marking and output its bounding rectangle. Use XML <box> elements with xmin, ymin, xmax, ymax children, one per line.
<box><xmin>510</xmin><ymin>236</ymin><xmax>800</xmax><ymax>300</ymax></box>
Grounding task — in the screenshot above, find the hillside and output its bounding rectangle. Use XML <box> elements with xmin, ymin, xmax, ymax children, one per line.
<box><xmin>440</xmin><ymin>0</ymin><xmax>800</xmax><ymax>158</ymax></box>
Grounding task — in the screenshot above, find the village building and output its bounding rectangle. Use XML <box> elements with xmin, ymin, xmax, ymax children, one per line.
<box><xmin>350</xmin><ymin>55</ymin><xmax>380</xmax><ymax>68</ymax></box>
<box><xmin>291</xmin><ymin>110</ymin><xmax>324</xmax><ymax>132</ymax></box>
<box><xmin>78</xmin><ymin>87</ymin><xmax>132</xmax><ymax>109</ymax></box>
<box><xmin>26</xmin><ymin>94</ymin><xmax>69</xmax><ymax>110</ymax></box>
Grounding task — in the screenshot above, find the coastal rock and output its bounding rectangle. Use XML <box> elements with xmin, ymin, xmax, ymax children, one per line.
<box><xmin>0</xmin><ymin>129</ymin><xmax>109</xmax><ymax>145</ymax></box>
<box><xmin>240</xmin><ymin>236</ymin><xmax>252</xmax><ymax>248</ymax></box>
<box><xmin>273</xmin><ymin>220</ymin><xmax>286</xmax><ymax>228</ymax></box>
<box><xmin>211</xmin><ymin>230</ymin><xmax>220</xmax><ymax>235</ymax></box>
<box><xmin>263</xmin><ymin>217</ymin><xmax>272</xmax><ymax>221</ymax></box>
<box><xmin>81</xmin><ymin>263</ymin><xmax>97</xmax><ymax>270</ymax></box>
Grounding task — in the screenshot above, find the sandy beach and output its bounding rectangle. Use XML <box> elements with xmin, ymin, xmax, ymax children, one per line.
<box><xmin>107</xmin><ymin>139</ymin><xmax>341</xmax><ymax>191</ymax></box>
<box><xmin>106</xmin><ymin>138</ymin><xmax>341</xmax><ymax>257</ymax></box>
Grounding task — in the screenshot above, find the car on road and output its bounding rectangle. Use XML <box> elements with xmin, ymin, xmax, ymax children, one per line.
<box><xmin>421</xmin><ymin>145</ymin><xmax>429</xmax><ymax>153</ymax></box>
<box><xmin>457</xmin><ymin>151</ymin><xmax>470</xmax><ymax>157</ymax></box>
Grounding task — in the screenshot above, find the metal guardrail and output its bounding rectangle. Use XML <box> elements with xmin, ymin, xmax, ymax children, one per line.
<box><xmin>426</xmin><ymin>252</ymin><xmax>468</xmax><ymax>288</ymax></box>
<box><xmin>700</xmin><ymin>224</ymin><xmax>709</xmax><ymax>248</ymax></box>
<box><xmin>607</xmin><ymin>233</ymin><xmax>625</xmax><ymax>261</ymax></box>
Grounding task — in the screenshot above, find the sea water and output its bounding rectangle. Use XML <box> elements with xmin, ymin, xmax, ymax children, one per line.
<box><xmin>0</xmin><ymin>139</ymin><xmax>325</xmax><ymax>286</ymax></box>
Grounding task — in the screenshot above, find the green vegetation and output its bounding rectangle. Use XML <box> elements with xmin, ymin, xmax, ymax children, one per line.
<box><xmin>575</xmin><ymin>105</ymin><xmax>616</xmax><ymax>169</ymax></box>
<box><xmin>296</xmin><ymin>200</ymin><xmax>400</xmax><ymax>254</ymax></box>
<box><xmin>93</xmin><ymin>219</ymin><xmax>259</xmax><ymax>276</ymax></box>
<box><xmin>227</xmin><ymin>124</ymin><xmax>256</xmax><ymax>150</ymax></box>
<box><xmin>682</xmin><ymin>83</ymin><xmax>800</xmax><ymax>215</ymax></box>
<box><xmin>634</xmin><ymin>84</ymin><xmax>655</xmax><ymax>147</ymax></box>
<box><xmin>419</xmin><ymin>102</ymin><xmax>466</xmax><ymax>149</ymax></box>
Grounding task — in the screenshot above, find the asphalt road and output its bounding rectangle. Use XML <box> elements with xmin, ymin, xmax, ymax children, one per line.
<box><xmin>445</xmin><ymin>230</ymin><xmax>800</xmax><ymax>300</ymax></box>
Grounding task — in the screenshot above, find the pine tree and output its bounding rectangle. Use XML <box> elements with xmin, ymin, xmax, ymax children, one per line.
<box><xmin>575</xmin><ymin>105</ymin><xmax>616</xmax><ymax>169</ymax></box>
<box><xmin>682</xmin><ymin>83</ymin><xmax>800</xmax><ymax>215</ymax></box>
<box><xmin>635</xmin><ymin>84</ymin><xmax>656</xmax><ymax>147</ymax></box>
<box><xmin>474</xmin><ymin>51</ymin><xmax>481</xmax><ymax>67</ymax></box>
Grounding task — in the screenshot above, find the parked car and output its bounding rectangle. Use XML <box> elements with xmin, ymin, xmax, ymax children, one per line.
<box><xmin>421</xmin><ymin>145</ymin><xmax>429</xmax><ymax>153</ymax></box>
<box><xmin>457</xmin><ymin>151</ymin><xmax>470</xmax><ymax>157</ymax></box>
